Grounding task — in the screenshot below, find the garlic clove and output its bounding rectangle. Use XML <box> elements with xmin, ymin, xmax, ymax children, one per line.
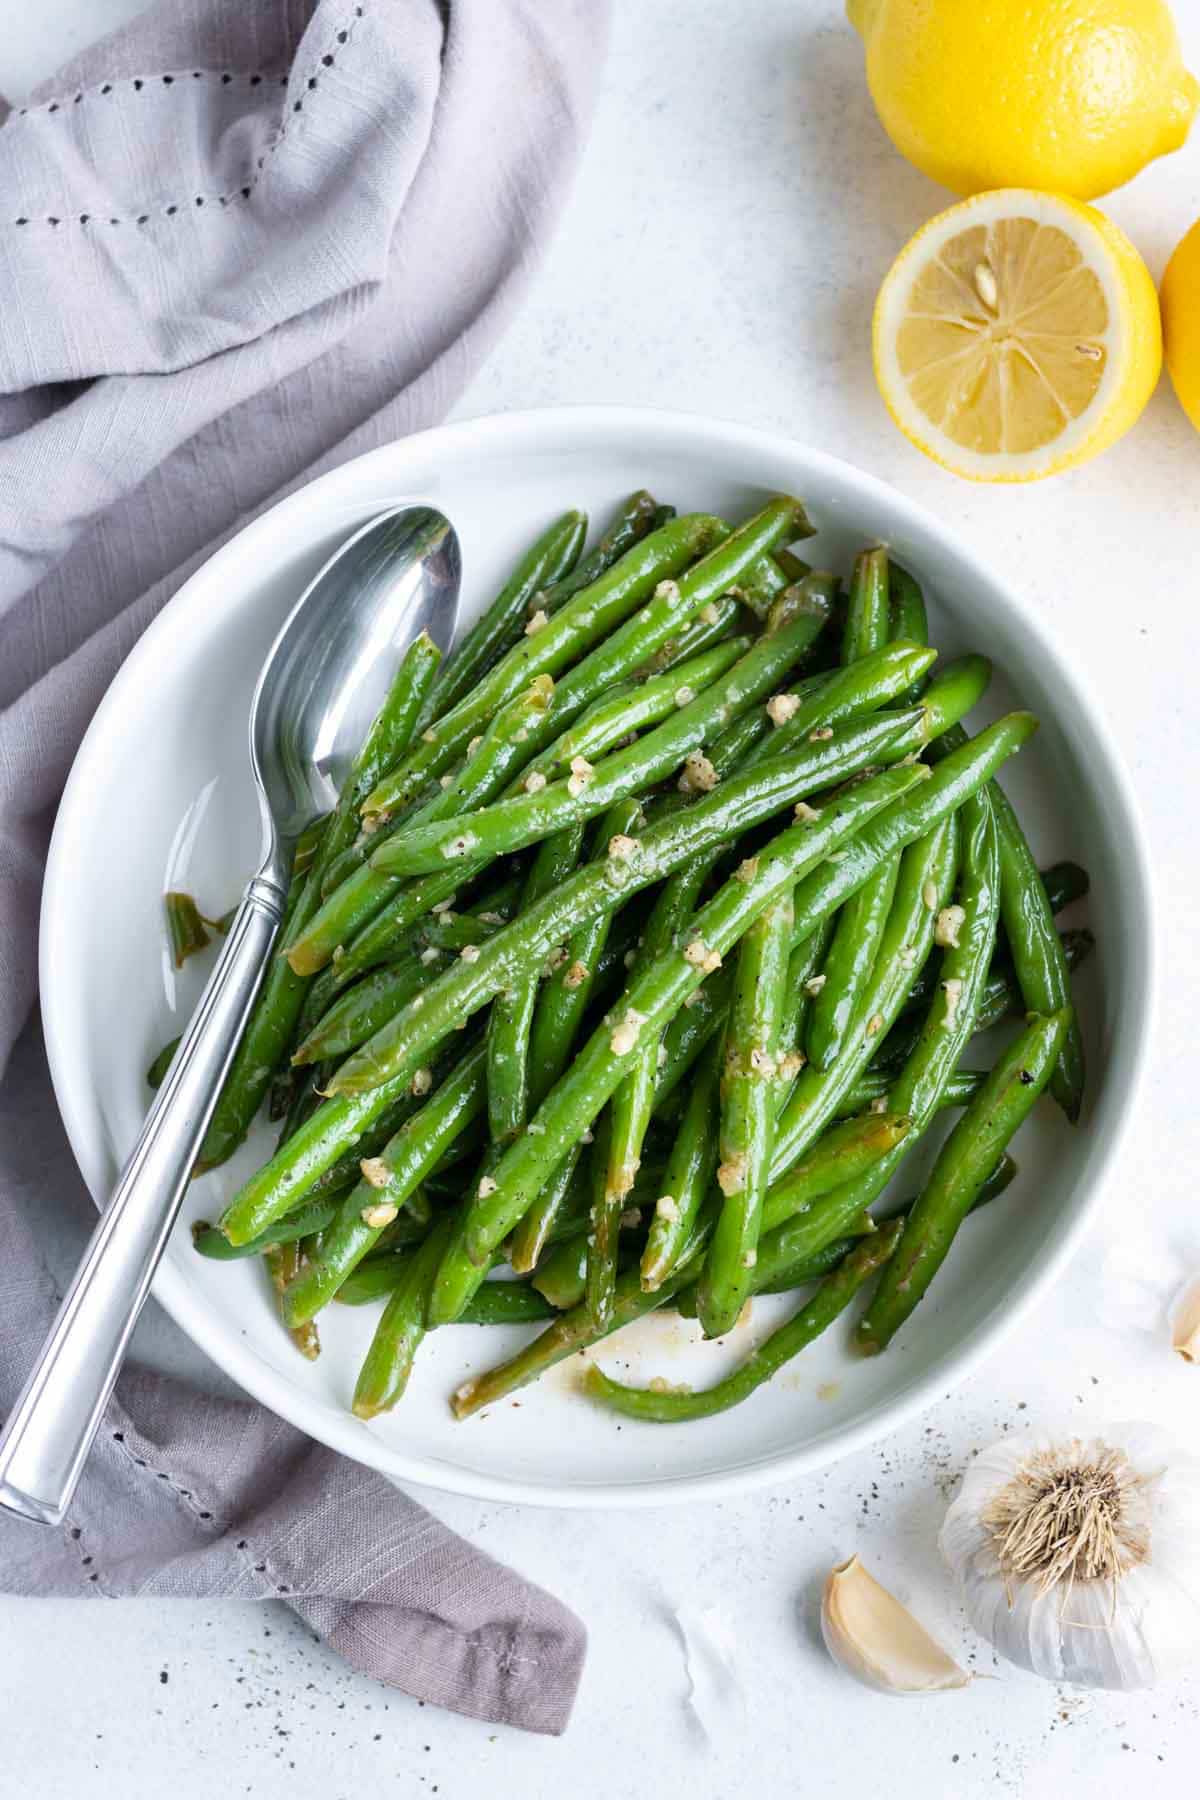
<box><xmin>1171</xmin><ymin>1276</ymin><xmax>1200</xmax><ymax>1363</ymax></box>
<box><xmin>820</xmin><ymin>1554</ymin><xmax>970</xmax><ymax>1695</ymax></box>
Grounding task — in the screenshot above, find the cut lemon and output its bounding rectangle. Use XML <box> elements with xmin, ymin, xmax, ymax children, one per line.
<box><xmin>1161</xmin><ymin>216</ymin><xmax>1200</xmax><ymax>437</ymax></box>
<box><xmin>873</xmin><ymin>190</ymin><xmax>1162</xmax><ymax>483</ymax></box>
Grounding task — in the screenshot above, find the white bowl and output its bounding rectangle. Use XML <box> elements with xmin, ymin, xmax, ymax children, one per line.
<box><xmin>40</xmin><ymin>407</ymin><xmax>1152</xmax><ymax>1508</ymax></box>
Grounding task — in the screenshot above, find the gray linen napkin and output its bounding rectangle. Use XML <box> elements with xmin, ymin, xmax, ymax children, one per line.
<box><xmin>0</xmin><ymin>0</ymin><xmax>609</xmax><ymax>1735</ymax></box>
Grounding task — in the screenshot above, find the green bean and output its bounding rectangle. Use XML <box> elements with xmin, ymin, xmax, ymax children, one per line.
<box><xmin>725</xmin><ymin>1129</ymin><xmax>1007</xmax><ymax>1304</ymax></box>
<box><xmin>897</xmin><ymin>874</ymin><xmax>1091</xmax><ymax>1025</ymax></box>
<box><xmin>147</xmin><ymin>1035</ymin><xmax>182</xmax><ymax>1090</ymax></box>
<box><xmin>736</xmin><ymin>1227</ymin><xmax>872</xmax><ymax>1297</ymax></box>
<box><xmin>768</xmin><ymin>818</ymin><xmax>960</xmax><ymax>1178</ymax></box>
<box><xmin>265</xmin><ymin>1238</ymin><xmax>322</xmax><ymax>1361</ymax></box>
<box><xmin>507</xmin><ymin>1143</ymin><xmax>586</xmax><ymax>1274</ymax></box>
<box><xmin>337</xmin><ymin>1258</ymin><xmax>554</xmax><ymax>1322</ymax></box>
<box><xmin>771</xmin><ymin>920</ymin><xmax>836</xmax><ymax>1116</ymax></box>
<box><xmin>804</xmin><ymin>543</ymin><xmax>903</xmax><ymax>1074</ymax></box>
<box><xmin>218</xmin><ymin>714</ymin><xmax>927</xmax><ymax>1244</ymax></box>
<box><xmin>360</xmin><ymin>511</ymin><xmax>731</xmax><ymax>819</ymax></box>
<box><xmin>622</xmin><ymin>889</ymin><xmax>750</xmax><ymax>1089</ymax></box>
<box><xmin>773</xmin><ymin>548</ymin><xmax>811</xmax><ymax>584</ymax></box>
<box><xmin>530</xmin><ymin>1231</ymin><xmax>594</xmax><ymax>1311</ymax></box>
<box><xmin>291</xmin><ymin>815</ymin><xmax>329</xmax><ymax>879</ymax></box>
<box><xmin>272</xmin><ymin>1055</ymin><xmax>315</xmax><ymax>1148</ymax></box>
<box><xmin>451</xmin><ymin>1252</ymin><xmax>707</xmax><ymax>1419</ymax></box>
<box><xmin>191</xmin><ymin>1199</ymin><xmax>342</xmax><ymax>1260</ymax></box>
<box><xmin>424</xmin><ymin>510</ymin><xmax>586</xmax><ymax>722</ymax></box>
<box><xmin>581</xmin><ymin>1112</ymin><xmax>623</xmax><ymax>1324</ymax></box>
<box><xmin>805</xmin><ymin>855</ymin><xmax>901</xmax><ymax>1072</ymax></box>
<box><xmin>487</xmin><ymin>824</ymin><xmax>586</xmax><ymax>1146</ymax></box>
<box><xmin>351</xmin><ymin>1216</ymin><xmax>457</xmax><ymax>1419</ymax></box>
<box><xmin>779</xmin><ymin>788</ymin><xmax>1004</xmax><ymax>1261</ymax></box>
<box><xmin>857</xmin><ymin>1008</ymin><xmax>1070</xmax><ymax>1352</ymax></box>
<box><xmin>461</xmin><ymin>1281</ymin><xmax>561</xmax><ymax>1328</ymax></box>
<box><xmin>744</xmin><ymin>642</ymin><xmax>939</xmax><ymax>770</ymax></box>
<box><xmin>291</xmin><ymin>955</ymin><xmax>433</xmax><ymax>1064</ymax></box>
<box><xmin>536</xmin><ymin>491</ymin><xmax>660</xmax><ymax>618</ymax></box>
<box><xmin>874</xmin><ymin>926</ymin><xmax>1094</xmax><ymax>1072</ymax></box>
<box><xmin>289</xmin><ymin>672</ymin><xmax>556</xmax><ymax>976</ymax></box>
<box><xmin>1036</xmin><ymin>860</ymin><xmax>1090</xmax><ymax>914</ymax></box>
<box><xmin>369</xmin><ymin>583</ymin><xmax>834</xmax><ymax>880</ymax></box>
<box><xmin>642</xmin><ymin>596</ymin><xmax>745</xmax><ymax>674</ymax></box>
<box><xmin>874</xmin><ymin>653</ymin><xmax>990</xmax><ymax>751</ymax></box>
<box><xmin>193</xmin><ymin>867</ymin><xmax>321</xmax><ymax>1172</ymax></box>
<box><xmin>586</xmin><ymin>1220</ymin><xmax>904</xmax><ymax>1423</ymax></box>
<box><xmin>734</xmin><ymin>552</ymin><xmax>791</xmax><ymax>618</ymax></box>
<box><xmin>288</xmin><ymin>1088</ymin><xmax>428</xmax><ymax>1205</ymax></box>
<box><xmin>363</xmin><ymin>628</ymin><xmax>446</xmax><ymax>774</ymax></box>
<box><xmin>416</xmin><ymin>887</ymin><xmax>522</xmax><ymax>951</ymax></box>
<box><xmin>641</xmin><ymin>1042</ymin><xmax>722</xmax><ymax>1291</ymax></box>
<box><xmin>196</xmin><ymin>636</ymin><xmax>441</xmax><ymax>1169</ymax></box>
<box><xmin>601</xmin><ymin>819</ymin><xmax>719</xmax><ymax>1288</ymax></box>
<box><xmin>164</xmin><ymin>892</ymin><xmax>212</xmax><ymax>967</ymax></box>
<box><xmin>990</xmin><ymin>784</ymin><xmax>1086</xmax><ymax>1121</ymax></box>
<box><xmin>525</xmin><ymin>905</ymin><xmax>612</xmax><ymax>1107</ymax></box>
<box><xmin>430</xmin><ymin>762</ymin><xmax>929</xmax><ymax>1324</ymax></box>
<box><xmin>281</xmin><ymin>1041</ymin><xmax>488</xmax><ymax>1326</ymax></box>
<box><xmin>527</xmin><ymin>799</ymin><xmax>644</xmax><ymax>1110</ymax></box>
<box><xmin>747</xmin><ymin>1189</ymin><xmax>880</xmax><ymax>1295</ymax></box>
<box><xmin>842</xmin><ymin>547</ymin><xmax>890</xmax><ymax>665</ymax></box>
<box><xmin>888</xmin><ymin>563</ymin><xmax>929</xmax><ymax>706</ymax></box>
<box><xmin>768</xmin><ymin>719</ymin><xmax>1029</xmax><ymax>1176</ymax></box>
<box><xmin>760</xmin><ymin>1111</ymin><xmax>913</xmax><ymax>1236</ymax></box>
<box><xmin>837</xmin><ymin>1066</ymin><xmax>985</xmax><ymax>1117</ymax></box>
<box><xmin>661</xmin><ymin>1175</ymin><xmax>878</xmax><ymax>1318</ymax></box>
<box><xmin>540</xmin><ymin>639</ymin><xmax>751</xmax><ymax>775</ymax></box>
<box><xmin>754</xmin><ymin>1152</ymin><xmax>1017</xmax><ymax>1293</ymax></box>
<box><xmin>696</xmin><ymin>884</ymin><xmax>794</xmax><ymax>1338</ymax></box>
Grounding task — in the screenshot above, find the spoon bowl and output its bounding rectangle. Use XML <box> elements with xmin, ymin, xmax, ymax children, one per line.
<box><xmin>0</xmin><ymin>502</ymin><xmax>460</xmax><ymax>1527</ymax></box>
<box><xmin>251</xmin><ymin>505</ymin><xmax>460</xmax><ymax>872</ymax></box>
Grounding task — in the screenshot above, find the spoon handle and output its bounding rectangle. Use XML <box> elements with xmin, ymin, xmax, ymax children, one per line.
<box><xmin>0</xmin><ymin>874</ymin><xmax>286</xmax><ymax>1527</ymax></box>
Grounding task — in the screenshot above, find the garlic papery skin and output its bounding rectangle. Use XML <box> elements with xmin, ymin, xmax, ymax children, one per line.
<box><xmin>1171</xmin><ymin>1276</ymin><xmax>1200</xmax><ymax>1362</ymax></box>
<box><xmin>940</xmin><ymin>1426</ymin><xmax>1200</xmax><ymax>1690</ymax></box>
<box><xmin>821</xmin><ymin>1554</ymin><xmax>970</xmax><ymax>1694</ymax></box>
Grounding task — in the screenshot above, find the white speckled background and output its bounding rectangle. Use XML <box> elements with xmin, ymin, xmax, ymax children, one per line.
<box><xmin>3</xmin><ymin>2</ymin><xmax>1199</xmax><ymax>1793</ymax></box>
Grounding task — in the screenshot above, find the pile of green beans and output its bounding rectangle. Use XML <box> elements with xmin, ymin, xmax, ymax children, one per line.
<box><xmin>163</xmin><ymin>494</ymin><xmax>1090</xmax><ymax>1426</ymax></box>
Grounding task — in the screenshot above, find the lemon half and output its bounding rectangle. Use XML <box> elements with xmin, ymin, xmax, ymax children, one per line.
<box><xmin>873</xmin><ymin>190</ymin><xmax>1162</xmax><ymax>482</ymax></box>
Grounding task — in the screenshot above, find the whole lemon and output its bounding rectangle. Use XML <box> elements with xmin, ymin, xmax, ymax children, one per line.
<box><xmin>1161</xmin><ymin>218</ymin><xmax>1200</xmax><ymax>435</ymax></box>
<box><xmin>848</xmin><ymin>0</ymin><xmax>1199</xmax><ymax>200</ymax></box>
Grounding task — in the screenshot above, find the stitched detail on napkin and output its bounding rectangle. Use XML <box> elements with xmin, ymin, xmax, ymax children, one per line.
<box><xmin>6</xmin><ymin>3</ymin><xmax>370</xmax><ymax>231</ymax></box>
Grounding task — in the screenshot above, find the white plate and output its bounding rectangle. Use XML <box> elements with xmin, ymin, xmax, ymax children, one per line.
<box><xmin>40</xmin><ymin>407</ymin><xmax>1153</xmax><ymax>1508</ymax></box>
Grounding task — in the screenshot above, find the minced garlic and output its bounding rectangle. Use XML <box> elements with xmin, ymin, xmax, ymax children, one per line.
<box><xmin>935</xmin><ymin>904</ymin><xmax>966</xmax><ymax>949</ymax></box>
<box><xmin>360</xmin><ymin>1202</ymin><xmax>398</xmax><ymax>1229</ymax></box>
<box><xmin>767</xmin><ymin>693</ymin><xmax>801</xmax><ymax>726</ymax></box>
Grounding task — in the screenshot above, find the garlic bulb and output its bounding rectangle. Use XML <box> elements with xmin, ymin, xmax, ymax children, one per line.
<box><xmin>940</xmin><ymin>1425</ymin><xmax>1200</xmax><ymax>1689</ymax></box>
<box><xmin>821</xmin><ymin>1554</ymin><xmax>969</xmax><ymax>1694</ymax></box>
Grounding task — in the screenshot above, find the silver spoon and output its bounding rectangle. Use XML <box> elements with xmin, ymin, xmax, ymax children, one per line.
<box><xmin>0</xmin><ymin>503</ymin><xmax>461</xmax><ymax>1527</ymax></box>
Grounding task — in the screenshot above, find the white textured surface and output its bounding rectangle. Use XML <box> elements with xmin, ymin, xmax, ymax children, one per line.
<box><xmin>3</xmin><ymin>0</ymin><xmax>1200</xmax><ymax>1794</ymax></box>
